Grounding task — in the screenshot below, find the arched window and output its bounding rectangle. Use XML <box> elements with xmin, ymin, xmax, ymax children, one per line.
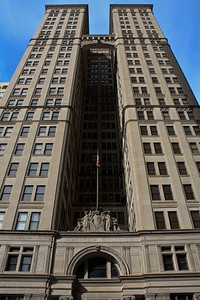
<box><xmin>74</xmin><ymin>255</ymin><xmax>119</xmax><ymax>279</ymax></box>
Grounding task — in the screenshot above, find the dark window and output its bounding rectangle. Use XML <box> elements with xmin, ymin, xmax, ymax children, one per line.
<box><xmin>150</xmin><ymin>126</ymin><xmax>158</xmax><ymax>135</ymax></box>
<box><xmin>177</xmin><ymin>162</ymin><xmax>188</xmax><ymax>175</ymax></box>
<box><xmin>150</xmin><ymin>185</ymin><xmax>160</xmax><ymax>200</ymax></box>
<box><xmin>140</xmin><ymin>126</ymin><xmax>148</xmax><ymax>135</ymax></box>
<box><xmin>158</xmin><ymin>162</ymin><xmax>168</xmax><ymax>175</ymax></box>
<box><xmin>146</xmin><ymin>162</ymin><xmax>156</xmax><ymax>175</ymax></box>
<box><xmin>163</xmin><ymin>185</ymin><xmax>173</xmax><ymax>200</ymax></box>
<box><xmin>190</xmin><ymin>211</ymin><xmax>200</xmax><ymax>228</ymax></box>
<box><xmin>155</xmin><ymin>211</ymin><xmax>166</xmax><ymax>229</ymax></box>
<box><xmin>183</xmin><ymin>184</ymin><xmax>195</xmax><ymax>200</ymax></box>
<box><xmin>44</xmin><ymin>143</ymin><xmax>53</xmax><ymax>155</ymax></box>
<box><xmin>171</xmin><ymin>143</ymin><xmax>181</xmax><ymax>154</ymax></box>
<box><xmin>189</xmin><ymin>143</ymin><xmax>199</xmax><ymax>155</ymax></box>
<box><xmin>168</xmin><ymin>211</ymin><xmax>180</xmax><ymax>229</ymax></box>
<box><xmin>154</xmin><ymin>143</ymin><xmax>163</xmax><ymax>154</ymax></box>
<box><xmin>167</xmin><ymin>126</ymin><xmax>175</xmax><ymax>136</ymax></box>
<box><xmin>143</xmin><ymin>143</ymin><xmax>151</xmax><ymax>154</ymax></box>
<box><xmin>183</xmin><ymin>126</ymin><xmax>192</xmax><ymax>136</ymax></box>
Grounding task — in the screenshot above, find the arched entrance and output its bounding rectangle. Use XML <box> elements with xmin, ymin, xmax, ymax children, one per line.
<box><xmin>67</xmin><ymin>246</ymin><xmax>129</xmax><ymax>300</ymax></box>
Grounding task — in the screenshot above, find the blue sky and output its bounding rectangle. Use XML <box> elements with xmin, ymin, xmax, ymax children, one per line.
<box><xmin>0</xmin><ymin>0</ymin><xmax>199</xmax><ymax>101</ymax></box>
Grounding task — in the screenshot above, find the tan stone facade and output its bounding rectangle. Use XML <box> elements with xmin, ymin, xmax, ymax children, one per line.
<box><xmin>0</xmin><ymin>4</ymin><xmax>199</xmax><ymax>300</ymax></box>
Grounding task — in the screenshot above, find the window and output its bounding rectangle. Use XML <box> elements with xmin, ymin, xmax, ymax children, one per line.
<box><xmin>155</xmin><ymin>212</ymin><xmax>166</xmax><ymax>229</ymax></box>
<box><xmin>193</xmin><ymin>126</ymin><xmax>200</xmax><ymax>135</ymax></box>
<box><xmin>189</xmin><ymin>143</ymin><xmax>199</xmax><ymax>155</ymax></box>
<box><xmin>28</xmin><ymin>163</ymin><xmax>38</xmax><ymax>176</ymax></box>
<box><xmin>150</xmin><ymin>126</ymin><xmax>158</xmax><ymax>136</ymax></box>
<box><xmin>48</xmin><ymin>126</ymin><xmax>56</xmax><ymax>136</ymax></box>
<box><xmin>178</xmin><ymin>111</ymin><xmax>186</xmax><ymax>120</ymax></box>
<box><xmin>183</xmin><ymin>126</ymin><xmax>192</xmax><ymax>136</ymax></box>
<box><xmin>168</xmin><ymin>211</ymin><xmax>180</xmax><ymax>229</ymax></box>
<box><xmin>0</xmin><ymin>211</ymin><xmax>5</xmax><ymax>229</ymax></box>
<box><xmin>150</xmin><ymin>185</ymin><xmax>161</xmax><ymax>200</ymax></box>
<box><xmin>75</xmin><ymin>256</ymin><xmax>119</xmax><ymax>279</ymax></box>
<box><xmin>167</xmin><ymin>126</ymin><xmax>175</xmax><ymax>136</ymax></box>
<box><xmin>34</xmin><ymin>186</ymin><xmax>45</xmax><ymax>201</ymax></box>
<box><xmin>147</xmin><ymin>111</ymin><xmax>154</xmax><ymax>120</ymax></box>
<box><xmin>15</xmin><ymin>212</ymin><xmax>40</xmax><ymax>230</ymax></box>
<box><xmin>183</xmin><ymin>184</ymin><xmax>195</xmax><ymax>200</ymax></box>
<box><xmin>154</xmin><ymin>143</ymin><xmax>163</xmax><ymax>154</ymax></box>
<box><xmin>0</xmin><ymin>185</ymin><xmax>12</xmax><ymax>201</ymax></box>
<box><xmin>177</xmin><ymin>162</ymin><xmax>188</xmax><ymax>175</ymax></box>
<box><xmin>158</xmin><ymin>162</ymin><xmax>168</xmax><ymax>175</ymax></box>
<box><xmin>15</xmin><ymin>212</ymin><xmax>27</xmax><ymax>230</ymax></box>
<box><xmin>161</xmin><ymin>246</ymin><xmax>188</xmax><ymax>271</ymax></box>
<box><xmin>20</xmin><ymin>126</ymin><xmax>30</xmax><ymax>137</ymax></box>
<box><xmin>143</xmin><ymin>143</ymin><xmax>151</xmax><ymax>154</ymax></box>
<box><xmin>146</xmin><ymin>162</ymin><xmax>156</xmax><ymax>175</ymax></box>
<box><xmin>31</xmin><ymin>99</ymin><xmax>38</xmax><ymax>106</ymax></box>
<box><xmin>14</xmin><ymin>144</ymin><xmax>25</xmax><ymax>156</ymax></box>
<box><xmin>22</xmin><ymin>186</ymin><xmax>33</xmax><ymax>201</ymax></box>
<box><xmin>196</xmin><ymin>162</ymin><xmax>200</xmax><ymax>173</ymax></box>
<box><xmin>163</xmin><ymin>185</ymin><xmax>173</xmax><ymax>200</ymax></box>
<box><xmin>52</xmin><ymin>112</ymin><xmax>59</xmax><ymax>120</ymax></box>
<box><xmin>6</xmin><ymin>246</ymin><xmax>33</xmax><ymax>272</ymax></box>
<box><xmin>171</xmin><ymin>143</ymin><xmax>181</xmax><ymax>154</ymax></box>
<box><xmin>39</xmin><ymin>163</ymin><xmax>49</xmax><ymax>176</ymax></box>
<box><xmin>137</xmin><ymin>111</ymin><xmax>145</xmax><ymax>120</ymax></box>
<box><xmin>25</xmin><ymin>112</ymin><xmax>34</xmax><ymax>121</ymax></box>
<box><xmin>4</xmin><ymin>127</ymin><xmax>13</xmax><ymax>137</ymax></box>
<box><xmin>0</xmin><ymin>143</ymin><xmax>7</xmax><ymax>155</ymax></box>
<box><xmin>44</xmin><ymin>143</ymin><xmax>53</xmax><ymax>155</ymax></box>
<box><xmin>29</xmin><ymin>212</ymin><xmax>40</xmax><ymax>230</ymax></box>
<box><xmin>8</xmin><ymin>163</ymin><xmax>19</xmax><ymax>176</ymax></box>
<box><xmin>33</xmin><ymin>143</ymin><xmax>42</xmax><ymax>154</ymax></box>
<box><xmin>162</xmin><ymin>111</ymin><xmax>170</xmax><ymax>119</ymax></box>
<box><xmin>190</xmin><ymin>211</ymin><xmax>200</xmax><ymax>229</ymax></box>
<box><xmin>140</xmin><ymin>126</ymin><xmax>148</xmax><ymax>135</ymax></box>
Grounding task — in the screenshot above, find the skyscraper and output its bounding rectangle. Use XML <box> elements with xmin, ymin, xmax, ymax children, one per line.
<box><xmin>0</xmin><ymin>3</ymin><xmax>199</xmax><ymax>299</ymax></box>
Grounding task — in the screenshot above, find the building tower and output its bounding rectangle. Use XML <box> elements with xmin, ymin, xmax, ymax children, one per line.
<box><xmin>0</xmin><ymin>3</ymin><xmax>199</xmax><ymax>300</ymax></box>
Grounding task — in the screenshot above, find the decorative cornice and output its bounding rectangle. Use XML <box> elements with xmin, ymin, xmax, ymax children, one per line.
<box><xmin>45</xmin><ymin>4</ymin><xmax>88</xmax><ymax>11</ymax></box>
<box><xmin>110</xmin><ymin>4</ymin><xmax>153</xmax><ymax>10</ymax></box>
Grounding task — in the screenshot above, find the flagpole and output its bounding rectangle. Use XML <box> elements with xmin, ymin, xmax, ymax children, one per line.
<box><xmin>96</xmin><ymin>149</ymin><xmax>100</xmax><ymax>210</ymax></box>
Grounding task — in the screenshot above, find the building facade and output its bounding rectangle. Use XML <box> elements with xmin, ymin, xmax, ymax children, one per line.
<box><xmin>0</xmin><ymin>82</ymin><xmax>9</xmax><ymax>100</ymax></box>
<box><xmin>0</xmin><ymin>3</ymin><xmax>200</xmax><ymax>300</ymax></box>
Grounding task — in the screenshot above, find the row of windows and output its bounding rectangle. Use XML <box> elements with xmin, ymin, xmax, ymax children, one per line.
<box><xmin>155</xmin><ymin>210</ymin><xmax>200</xmax><ymax>230</ymax></box>
<box><xmin>1</xmin><ymin>111</ymin><xmax>59</xmax><ymax>121</ymax></box>
<box><xmin>0</xmin><ymin>185</ymin><xmax>45</xmax><ymax>202</ymax></box>
<box><xmin>7</xmin><ymin>162</ymin><xmax>49</xmax><ymax>177</ymax></box>
<box><xmin>143</xmin><ymin>142</ymin><xmax>200</xmax><ymax>156</ymax></box>
<box><xmin>140</xmin><ymin>125</ymin><xmax>200</xmax><ymax>137</ymax></box>
<box><xmin>6</xmin><ymin>97</ymin><xmax>62</xmax><ymax>107</ymax></box>
<box><xmin>12</xmin><ymin>86</ymin><xmax>65</xmax><ymax>96</ymax></box>
<box><xmin>0</xmin><ymin>142</ymin><xmax>53</xmax><ymax>156</ymax></box>
<box><xmin>17</xmin><ymin>76</ymin><xmax>67</xmax><ymax>85</ymax></box>
<box><xmin>0</xmin><ymin>125</ymin><xmax>56</xmax><ymax>138</ymax></box>
<box><xmin>150</xmin><ymin>184</ymin><xmax>195</xmax><ymax>201</ymax></box>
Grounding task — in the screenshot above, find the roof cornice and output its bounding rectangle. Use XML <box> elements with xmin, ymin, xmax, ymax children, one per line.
<box><xmin>110</xmin><ymin>4</ymin><xmax>153</xmax><ymax>10</ymax></box>
<box><xmin>45</xmin><ymin>4</ymin><xmax>88</xmax><ymax>11</ymax></box>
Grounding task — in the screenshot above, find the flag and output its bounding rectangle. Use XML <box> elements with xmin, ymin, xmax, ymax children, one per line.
<box><xmin>96</xmin><ymin>150</ymin><xmax>100</xmax><ymax>168</ymax></box>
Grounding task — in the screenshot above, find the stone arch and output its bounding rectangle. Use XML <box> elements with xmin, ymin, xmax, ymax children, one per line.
<box><xmin>67</xmin><ymin>245</ymin><xmax>130</xmax><ymax>276</ymax></box>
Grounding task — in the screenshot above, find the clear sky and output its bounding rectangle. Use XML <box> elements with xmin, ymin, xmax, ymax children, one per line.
<box><xmin>0</xmin><ymin>0</ymin><xmax>199</xmax><ymax>101</ymax></box>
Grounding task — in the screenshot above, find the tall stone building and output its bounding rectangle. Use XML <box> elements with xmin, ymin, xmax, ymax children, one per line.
<box><xmin>0</xmin><ymin>3</ymin><xmax>199</xmax><ymax>300</ymax></box>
